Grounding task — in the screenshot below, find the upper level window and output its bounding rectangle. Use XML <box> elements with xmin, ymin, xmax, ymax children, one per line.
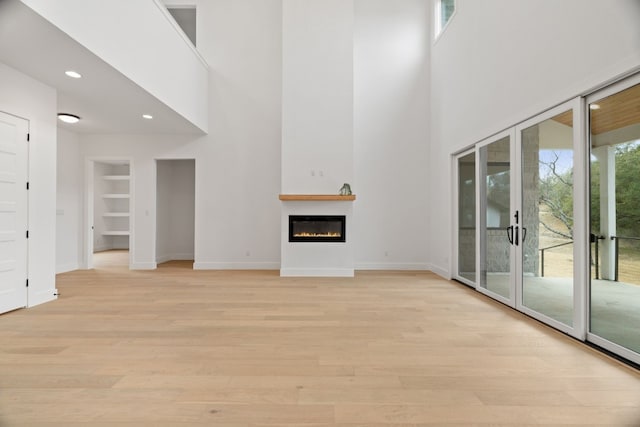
<box><xmin>167</xmin><ymin>6</ymin><xmax>197</xmax><ymax>46</ymax></box>
<box><xmin>435</xmin><ymin>0</ymin><xmax>455</xmax><ymax>39</ymax></box>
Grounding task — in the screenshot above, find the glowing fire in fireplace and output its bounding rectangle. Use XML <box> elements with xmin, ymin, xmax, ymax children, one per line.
<box><xmin>294</xmin><ymin>232</ymin><xmax>341</xmax><ymax>237</ymax></box>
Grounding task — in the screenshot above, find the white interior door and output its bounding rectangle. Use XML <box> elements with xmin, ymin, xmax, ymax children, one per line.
<box><xmin>0</xmin><ymin>111</ymin><xmax>28</xmax><ymax>314</ymax></box>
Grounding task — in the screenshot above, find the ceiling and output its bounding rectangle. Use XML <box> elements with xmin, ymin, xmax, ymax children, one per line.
<box><xmin>0</xmin><ymin>0</ymin><xmax>204</xmax><ymax>134</ymax></box>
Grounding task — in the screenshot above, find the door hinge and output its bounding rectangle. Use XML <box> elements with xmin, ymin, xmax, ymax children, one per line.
<box><xmin>26</xmin><ymin>279</ymin><xmax>29</xmax><ymax>288</ymax></box>
<box><xmin>27</xmin><ymin>133</ymin><xmax>30</xmax><ymax>142</ymax></box>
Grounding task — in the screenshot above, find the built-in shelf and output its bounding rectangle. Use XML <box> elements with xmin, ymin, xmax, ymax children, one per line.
<box><xmin>103</xmin><ymin>175</ymin><xmax>130</xmax><ymax>181</ymax></box>
<box><xmin>279</xmin><ymin>194</ymin><xmax>356</xmax><ymax>201</ymax></box>
<box><xmin>102</xmin><ymin>194</ymin><xmax>130</xmax><ymax>199</ymax></box>
<box><xmin>103</xmin><ymin>212</ymin><xmax>130</xmax><ymax>217</ymax></box>
<box><xmin>102</xmin><ymin>231</ymin><xmax>130</xmax><ymax>236</ymax></box>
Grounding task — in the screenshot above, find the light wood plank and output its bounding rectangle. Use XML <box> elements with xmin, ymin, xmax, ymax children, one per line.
<box><xmin>0</xmin><ymin>257</ymin><xmax>637</xmax><ymax>425</ymax></box>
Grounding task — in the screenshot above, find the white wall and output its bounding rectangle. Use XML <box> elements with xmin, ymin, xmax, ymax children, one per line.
<box><xmin>0</xmin><ymin>62</ymin><xmax>57</xmax><ymax>306</ymax></box>
<box><xmin>281</xmin><ymin>0</ymin><xmax>354</xmax><ymax>194</ymax></box>
<box><xmin>92</xmin><ymin>162</ymin><xmax>109</xmax><ymax>251</ymax></box>
<box><xmin>71</xmin><ymin>0</ymin><xmax>434</xmax><ymax>272</ymax></box>
<box><xmin>56</xmin><ymin>128</ymin><xmax>82</xmax><ymax>273</ymax></box>
<box><xmin>155</xmin><ymin>160</ymin><xmax>172</xmax><ymax>261</ymax></box>
<box><xmin>21</xmin><ymin>0</ymin><xmax>209</xmax><ymax>133</ymax></box>
<box><xmin>77</xmin><ymin>1</ymin><xmax>283</xmax><ymax>270</ymax></box>
<box><xmin>353</xmin><ymin>0</ymin><xmax>430</xmax><ymax>270</ymax></box>
<box><xmin>429</xmin><ymin>0</ymin><xmax>640</xmax><ymax>277</ymax></box>
<box><xmin>156</xmin><ymin>159</ymin><xmax>195</xmax><ymax>263</ymax></box>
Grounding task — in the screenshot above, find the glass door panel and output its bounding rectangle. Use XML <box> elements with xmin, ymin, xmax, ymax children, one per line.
<box><xmin>479</xmin><ymin>135</ymin><xmax>512</xmax><ymax>301</ymax></box>
<box><xmin>457</xmin><ymin>152</ymin><xmax>476</xmax><ymax>285</ymax></box>
<box><xmin>520</xmin><ymin>110</ymin><xmax>574</xmax><ymax>327</ymax></box>
<box><xmin>589</xmin><ymin>81</ymin><xmax>640</xmax><ymax>360</ymax></box>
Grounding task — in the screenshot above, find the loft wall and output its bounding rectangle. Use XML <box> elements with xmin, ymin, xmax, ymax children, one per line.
<box><xmin>429</xmin><ymin>0</ymin><xmax>640</xmax><ymax>277</ymax></box>
<box><xmin>21</xmin><ymin>0</ymin><xmax>209</xmax><ymax>132</ymax></box>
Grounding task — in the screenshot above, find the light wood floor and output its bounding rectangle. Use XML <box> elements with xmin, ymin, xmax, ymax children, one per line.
<box><xmin>1</xmin><ymin>259</ymin><xmax>639</xmax><ymax>425</ymax></box>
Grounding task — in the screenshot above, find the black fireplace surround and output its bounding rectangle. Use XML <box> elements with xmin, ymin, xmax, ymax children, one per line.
<box><xmin>289</xmin><ymin>215</ymin><xmax>346</xmax><ymax>242</ymax></box>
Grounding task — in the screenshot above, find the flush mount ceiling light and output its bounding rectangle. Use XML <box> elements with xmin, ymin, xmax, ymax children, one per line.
<box><xmin>142</xmin><ymin>114</ymin><xmax>153</xmax><ymax>119</ymax></box>
<box><xmin>590</xmin><ymin>104</ymin><xmax>601</xmax><ymax>110</ymax></box>
<box><xmin>64</xmin><ymin>70</ymin><xmax>82</xmax><ymax>79</ymax></box>
<box><xmin>57</xmin><ymin>113</ymin><xmax>81</xmax><ymax>124</ymax></box>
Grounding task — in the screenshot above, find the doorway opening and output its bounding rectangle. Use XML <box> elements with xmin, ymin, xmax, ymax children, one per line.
<box><xmin>155</xmin><ymin>159</ymin><xmax>195</xmax><ymax>268</ymax></box>
<box><xmin>85</xmin><ymin>159</ymin><xmax>132</xmax><ymax>270</ymax></box>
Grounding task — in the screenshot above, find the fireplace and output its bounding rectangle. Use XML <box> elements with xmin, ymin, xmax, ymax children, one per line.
<box><xmin>289</xmin><ymin>215</ymin><xmax>346</xmax><ymax>242</ymax></box>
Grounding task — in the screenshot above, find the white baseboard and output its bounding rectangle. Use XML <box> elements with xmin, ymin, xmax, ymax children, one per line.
<box><xmin>355</xmin><ymin>262</ymin><xmax>430</xmax><ymax>271</ymax></box>
<box><xmin>56</xmin><ymin>263</ymin><xmax>79</xmax><ymax>274</ymax></box>
<box><xmin>280</xmin><ymin>268</ymin><xmax>355</xmax><ymax>277</ymax></box>
<box><xmin>193</xmin><ymin>262</ymin><xmax>280</xmax><ymax>270</ymax></box>
<box><xmin>157</xmin><ymin>253</ymin><xmax>195</xmax><ymax>264</ymax></box>
<box><xmin>429</xmin><ymin>263</ymin><xmax>451</xmax><ymax>280</ymax></box>
<box><xmin>93</xmin><ymin>244</ymin><xmax>110</xmax><ymax>253</ymax></box>
<box><xmin>156</xmin><ymin>254</ymin><xmax>172</xmax><ymax>264</ymax></box>
<box><xmin>131</xmin><ymin>262</ymin><xmax>157</xmax><ymax>270</ymax></box>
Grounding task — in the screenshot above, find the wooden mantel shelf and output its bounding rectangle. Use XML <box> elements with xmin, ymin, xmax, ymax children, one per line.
<box><xmin>279</xmin><ymin>194</ymin><xmax>356</xmax><ymax>201</ymax></box>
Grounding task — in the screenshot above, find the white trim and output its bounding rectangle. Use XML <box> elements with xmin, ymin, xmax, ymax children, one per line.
<box><xmin>587</xmin><ymin>333</ymin><xmax>640</xmax><ymax>366</ymax></box>
<box><xmin>84</xmin><ymin>157</ymin><xmax>134</xmax><ymax>270</ymax></box>
<box><xmin>428</xmin><ymin>263</ymin><xmax>451</xmax><ymax>280</ymax></box>
<box><xmin>573</xmin><ymin>97</ymin><xmax>589</xmax><ymax>341</ymax></box>
<box><xmin>156</xmin><ymin>253</ymin><xmax>194</xmax><ymax>264</ymax></box>
<box><xmin>433</xmin><ymin>0</ymin><xmax>457</xmax><ymax>43</ymax></box>
<box><xmin>131</xmin><ymin>262</ymin><xmax>157</xmax><ymax>270</ymax></box>
<box><xmin>280</xmin><ymin>268</ymin><xmax>354</xmax><ymax>277</ymax></box>
<box><xmin>83</xmin><ymin>159</ymin><xmax>94</xmax><ymax>269</ymax></box>
<box><xmin>355</xmin><ymin>263</ymin><xmax>430</xmax><ymax>271</ymax></box>
<box><xmin>195</xmin><ymin>262</ymin><xmax>280</xmax><ymax>270</ymax></box>
<box><xmin>453</xmin><ymin>275</ymin><xmax>475</xmax><ymax>288</ymax></box>
<box><xmin>56</xmin><ymin>263</ymin><xmax>79</xmax><ymax>274</ymax></box>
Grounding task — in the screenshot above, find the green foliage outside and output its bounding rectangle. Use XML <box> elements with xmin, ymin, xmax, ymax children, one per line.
<box><xmin>542</xmin><ymin>140</ymin><xmax>640</xmax><ymax>239</ymax></box>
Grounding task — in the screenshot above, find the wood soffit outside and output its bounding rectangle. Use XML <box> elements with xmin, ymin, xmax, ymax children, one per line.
<box><xmin>552</xmin><ymin>82</ymin><xmax>640</xmax><ymax>135</ymax></box>
<box><xmin>279</xmin><ymin>194</ymin><xmax>356</xmax><ymax>201</ymax></box>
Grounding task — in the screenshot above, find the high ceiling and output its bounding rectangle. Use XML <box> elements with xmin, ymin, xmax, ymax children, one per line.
<box><xmin>0</xmin><ymin>0</ymin><xmax>204</xmax><ymax>134</ymax></box>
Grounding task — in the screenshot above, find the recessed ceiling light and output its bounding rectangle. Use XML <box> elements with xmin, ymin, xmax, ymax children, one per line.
<box><xmin>65</xmin><ymin>70</ymin><xmax>82</xmax><ymax>79</ymax></box>
<box><xmin>590</xmin><ymin>104</ymin><xmax>601</xmax><ymax>110</ymax></box>
<box><xmin>57</xmin><ymin>113</ymin><xmax>81</xmax><ymax>124</ymax></box>
<box><xmin>142</xmin><ymin>114</ymin><xmax>153</xmax><ymax>119</ymax></box>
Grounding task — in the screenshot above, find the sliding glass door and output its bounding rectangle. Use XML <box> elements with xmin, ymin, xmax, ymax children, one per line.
<box><xmin>587</xmin><ymin>77</ymin><xmax>640</xmax><ymax>364</ymax></box>
<box><xmin>456</xmin><ymin>100</ymin><xmax>585</xmax><ymax>338</ymax></box>
<box><xmin>454</xmin><ymin>74</ymin><xmax>640</xmax><ymax>364</ymax></box>
<box><xmin>515</xmin><ymin>100</ymin><xmax>583</xmax><ymax>335</ymax></box>
<box><xmin>454</xmin><ymin>150</ymin><xmax>476</xmax><ymax>286</ymax></box>
<box><xmin>477</xmin><ymin>131</ymin><xmax>515</xmax><ymax>305</ymax></box>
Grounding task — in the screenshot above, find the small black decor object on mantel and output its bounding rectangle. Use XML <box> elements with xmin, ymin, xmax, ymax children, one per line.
<box><xmin>339</xmin><ymin>183</ymin><xmax>352</xmax><ymax>195</ymax></box>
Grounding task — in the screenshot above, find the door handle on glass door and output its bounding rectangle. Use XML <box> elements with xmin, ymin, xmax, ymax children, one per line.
<box><xmin>522</xmin><ymin>227</ymin><xmax>527</xmax><ymax>243</ymax></box>
<box><xmin>507</xmin><ymin>225</ymin><xmax>514</xmax><ymax>245</ymax></box>
<box><xmin>515</xmin><ymin>226</ymin><xmax>519</xmax><ymax>246</ymax></box>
